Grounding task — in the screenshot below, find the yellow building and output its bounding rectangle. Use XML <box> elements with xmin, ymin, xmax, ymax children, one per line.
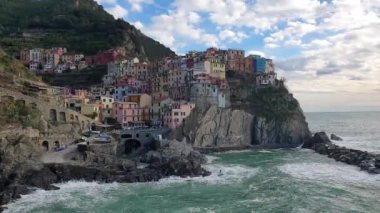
<box><xmin>81</xmin><ymin>101</ymin><xmax>101</xmax><ymax>122</ymax></box>
<box><xmin>209</xmin><ymin>59</ymin><xmax>226</xmax><ymax>80</ymax></box>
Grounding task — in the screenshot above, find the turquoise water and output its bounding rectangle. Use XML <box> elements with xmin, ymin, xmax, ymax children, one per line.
<box><xmin>5</xmin><ymin>112</ymin><xmax>380</xmax><ymax>212</ymax></box>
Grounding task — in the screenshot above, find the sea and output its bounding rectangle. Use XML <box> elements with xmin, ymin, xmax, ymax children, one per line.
<box><xmin>5</xmin><ymin>112</ymin><xmax>380</xmax><ymax>213</ymax></box>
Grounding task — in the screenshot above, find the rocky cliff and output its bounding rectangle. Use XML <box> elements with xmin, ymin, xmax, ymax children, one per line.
<box><xmin>172</xmin><ymin>105</ymin><xmax>310</xmax><ymax>150</ymax></box>
<box><xmin>172</xmin><ymin>72</ymin><xmax>311</xmax><ymax>150</ymax></box>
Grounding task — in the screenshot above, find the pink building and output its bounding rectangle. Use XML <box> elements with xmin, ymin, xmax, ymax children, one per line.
<box><xmin>163</xmin><ymin>102</ymin><xmax>195</xmax><ymax>129</ymax></box>
<box><xmin>112</xmin><ymin>102</ymin><xmax>148</xmax><ymax>127</ymax></box>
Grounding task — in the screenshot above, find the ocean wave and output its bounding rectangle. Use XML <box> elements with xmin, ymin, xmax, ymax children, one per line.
<box><xmin>4</xmin><ymin>181</ymin><xmax>120</xmax><ymax>213</ymax></box>
<box><xmin>257</xmin><ymin>150</ymin><xmax>273</xmax><ymax>153</ymax></box>
<box><xmin>216</xmin><ymin>150</ymin><xmax>253</xmax><ymax>154</ymax></box>
<box><xmin>205</xmin><ymin>155</ymin><xmax>220</xmax><ymax>163</ymax></box>
<box><xmin>157</xmin><ymin>164</ymin><xmax>259</xmax><ymax>185</ymax></box>
<box><xmin>277</xmin><ymin>162</ymin><xmax>380</xmax><ymax>185</ymax></box>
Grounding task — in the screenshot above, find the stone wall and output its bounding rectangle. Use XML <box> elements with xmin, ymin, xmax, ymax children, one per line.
<box><xmin>0</xmin><ymin>88</ymin><xmax>94</xmax><ymax>130</ymax></box>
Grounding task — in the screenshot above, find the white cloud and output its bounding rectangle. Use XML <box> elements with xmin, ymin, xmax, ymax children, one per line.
<box><xmin>133</xmin><ymin>21</ymin><xmax>144</xmax><ymax>30</ymax></box>
<box><xmin>127</xmin><ymin>0</ymin><xmax>154</xmax><ymax>12</ymax></box>
<box><xmin>142</xmin><ymin>10</ymin><xmax>219</xmax><ymax>51</ymax></box>
<box><xmin>95</xmin><ymin>0</ymin><xmax>117</xmax><ymax>4</ymax></box>
<box><xmin>246</xmin><ymin>50</ymin><xmax>266</xmax><ymax>57</ymax></box>
<box><xmin>105</xmin><ymin>4</ymin><xmax>128</xmax><ymax>19</ymax></box>
<box><xmin>219</xmin><ymin>29</ymin><xmax>248</xmax><ymax>43</ymax></box>
<box><xmin>279</xmin><ymin>24</ymin><xmax>380</xmax><ymax>96</ymax></box>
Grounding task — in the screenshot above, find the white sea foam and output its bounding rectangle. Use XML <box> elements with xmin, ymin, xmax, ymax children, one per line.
<box><xmin>156</xmin><ymin>164</ymin><xmax>259</xmax><ymax>185</ymax></box>
<box><xmin>218</xmin><ymin>150</ymin><xmax>253</xmax><ymax>154</ymax></box>
<box><xmin>278</xmin><ymin>162</ymin><xmax>380</xmax><ymax>185</ymax></box>
<box><xmin>205</xmin><ymin>155</ymin><xmax>220</xmax><ymax>163</ymax></box>
<box><xmin>4</xmin><ymin>181</ymin><xmax>120</xmax><ymax>213</ymax></box>
<box><xmin>5</xmin><ymin>163</ymin><xmax>258</xmax><ymax>212</ymax></box>
<box><xmin>257</xmin><ymin>150</ymin><xmax>273</xmax><ymax>153</ymax></box>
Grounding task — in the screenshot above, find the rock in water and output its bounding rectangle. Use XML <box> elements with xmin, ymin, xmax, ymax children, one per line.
<box><xmin>143</xmin><ymin>139</ymin><xmax>210</xmax><ymax>177</ymax></box>
<box><xmin>302</xmin><ymin>132</ymin><xmax>331</xmax><ymax>149</ymax></box>
<box><xmin>331</xmin><ymin>134</ymin><xmax>343</xmax><ymax>141</ymax></box>
<box><xmin>303</xmin><ymin>132</ymin><xmax>380</xmax><ymax>174</ymax></box>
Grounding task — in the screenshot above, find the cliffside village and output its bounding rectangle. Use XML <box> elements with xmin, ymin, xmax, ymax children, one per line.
<box><xmin>19</xmin><ymin>47</ymin><xmax>277</xmax><ymax>130</ymax></box>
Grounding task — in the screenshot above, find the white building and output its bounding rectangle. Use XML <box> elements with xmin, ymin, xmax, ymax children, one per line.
<box><xmin>30</xmin><ymin>48</ymin><xmax>43</xmax><ymax>62</ymax></box>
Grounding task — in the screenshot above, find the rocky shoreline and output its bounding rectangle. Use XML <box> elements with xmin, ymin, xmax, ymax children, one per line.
<box><xmin>0</xmin><ymin>137</ymin><xmax>209</xmax><ymax>212</ymax></box>
<box><xmin>303</xmin><ymin>132</ymin><xmax>380</xmax><ymax>174</ymax></box>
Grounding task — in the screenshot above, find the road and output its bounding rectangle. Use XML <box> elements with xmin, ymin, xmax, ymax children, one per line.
<box><xmin>40</xmin><ymin>145</ymin><xmax>77</xmax><ymax>164</ymax></box>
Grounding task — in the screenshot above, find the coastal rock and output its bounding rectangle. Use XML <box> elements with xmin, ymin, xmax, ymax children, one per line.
<box><xmin>173</xmin><ymin>105</ymin><xmax>311</xmax><ymax>150</ymax></box>
<box><xmin>304</xmin><ymin>132</ymin><xmax>380</xmax><ymax>174</ymax></box>
<box><xmin>143</xmin><ymin>139</ymin><xmax>209</xmax><ymax>177</ymax></box>
<box><xmin>0</xmin><ymin>126</ymin><xmax>45</xmax><ymax>208</ymax></box>
<box><xmin>302</xmin><ymin>132</ymin><xmax>331</xmax><ymax>149</ymax></box>
<box><xmin>331</xmin><ymin>134</ymin><xmax>343</xmax><ymax>141</ymax></box>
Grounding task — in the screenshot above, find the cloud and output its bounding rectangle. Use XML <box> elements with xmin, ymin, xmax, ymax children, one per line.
<box><xmin>132</xmin><ymin>21</ymin><xmax>144</xmax><ymax>30</ymax></box>
<box><xmin>246</xmin><ymin>50</ymin><xmax>266</xmax><ymax>57</ymax></box>
<box><xmin>127</xmin><ymin>0</ymin><xmax>154</xmax><ymax>12</ymax></box>
<box><xmin>350</xmin><ymin>76</ymin><xmax>364</xmax><ymax>81</ymax></box>
<box><xmin>142</xmin><ymin>10</ymin><xmax>219</xmax><ymax>51</ymax></box>
<box><xmin>219</xmin><ymin>29</ymin><xmax>248</xmax><ymax>43</ymax></box>
<box><xmin>95</xmin><ymin>0</ymin><xmax>117</xmax><ymax>4</ymax></box>
<box><xmin>105</xmin><ymin>4</ymin><xmax>128</xmax><ymax>19</ymax></box>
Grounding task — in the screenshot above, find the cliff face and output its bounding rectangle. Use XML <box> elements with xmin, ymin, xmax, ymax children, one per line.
<box><xmin>172</xmin><ymin>105</ymin><xmax>310</xmax><ymax>149</ymax></box>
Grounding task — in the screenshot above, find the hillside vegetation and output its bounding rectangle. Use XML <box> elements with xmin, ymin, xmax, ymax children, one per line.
<box><xmin>0</xmin><ymin>48</ymin><xmax>38</xmax><ymax>83</ymax></box>
<box><xmin>227</xmin><ymin>71</ymin><xmax>300</xmax><ymax>122</ymax></box>
<box><xmin>0</xmin><ymin>0</ymin><xmax>175</xmax><ymax>60</ymax></box>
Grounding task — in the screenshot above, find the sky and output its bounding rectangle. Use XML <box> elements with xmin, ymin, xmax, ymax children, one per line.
<box><xmin>95</xmin><ymin>0</ymin><xmax>380</xmax><ymax>112</ymax></box>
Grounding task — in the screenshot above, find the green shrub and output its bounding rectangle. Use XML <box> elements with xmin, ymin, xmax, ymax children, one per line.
<box><xmin>0</xmin><ymin>101</ymin><xmax>43</xmax><ymax>130</ymax></box>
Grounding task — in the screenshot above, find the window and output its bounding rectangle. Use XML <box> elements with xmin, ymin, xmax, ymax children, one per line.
<box><xmin>136</xmin><ymin>134</ymin><xmax>139</xmax><ymax>138</ymax></box>
<box><xmin>146</xmin><ymin>134</ymin><xmax>150</xmax><ymax>138</ymax></box>
<box><xmin>121</xmin><ymin>134</ymin><xmax>132</xmax><ymax>139</ymax></box>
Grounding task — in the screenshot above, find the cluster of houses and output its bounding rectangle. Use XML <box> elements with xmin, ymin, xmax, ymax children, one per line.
<box><xmin>19</xmin><ymin>47</ymin><xmax>125</xmax><ymax>73</ymax></box>
<box><xmin>54</xmin><ymin>47</ymin><xmax>277</xmax><ymax>130</ymax></box>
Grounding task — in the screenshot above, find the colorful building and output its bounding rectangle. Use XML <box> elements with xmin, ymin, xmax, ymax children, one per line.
<box><xmin>100</xmin><ymin>96</ymin><xmax>114</xmax><ymax>122</ymax></box>
<box><xmin>163</xmin><ymin>102</ymin><xmax>195</xmax><ymax>129</ymax></box>
<box><xmin>112</xmin><ymin>101</ymin><xmax>150</xmax><ymax>127</ymax></box>
<box><xmin>209</xmin><ymin>59</ymin><xmax>226</xmax><ymax>80</ymax></box>
<box><xmin>81</xmin><ymin>101</ymin><xmax>101</xmax><ymax>122</ymax></box>
<box><xmin>252</xmin><ymin>55</ymin><xmax>267</xmax><ymax>73</ymax></box>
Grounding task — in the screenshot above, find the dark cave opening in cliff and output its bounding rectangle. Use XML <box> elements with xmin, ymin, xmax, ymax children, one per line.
<box><xmin>125</xmin><ymin>139</ymin><xmax>142</xmax><ymax>154</ymax></box>
<box><xmin>42</xmin><ymin>141</ymin><xmax>49</xmax><ymax>151</ymax></box>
